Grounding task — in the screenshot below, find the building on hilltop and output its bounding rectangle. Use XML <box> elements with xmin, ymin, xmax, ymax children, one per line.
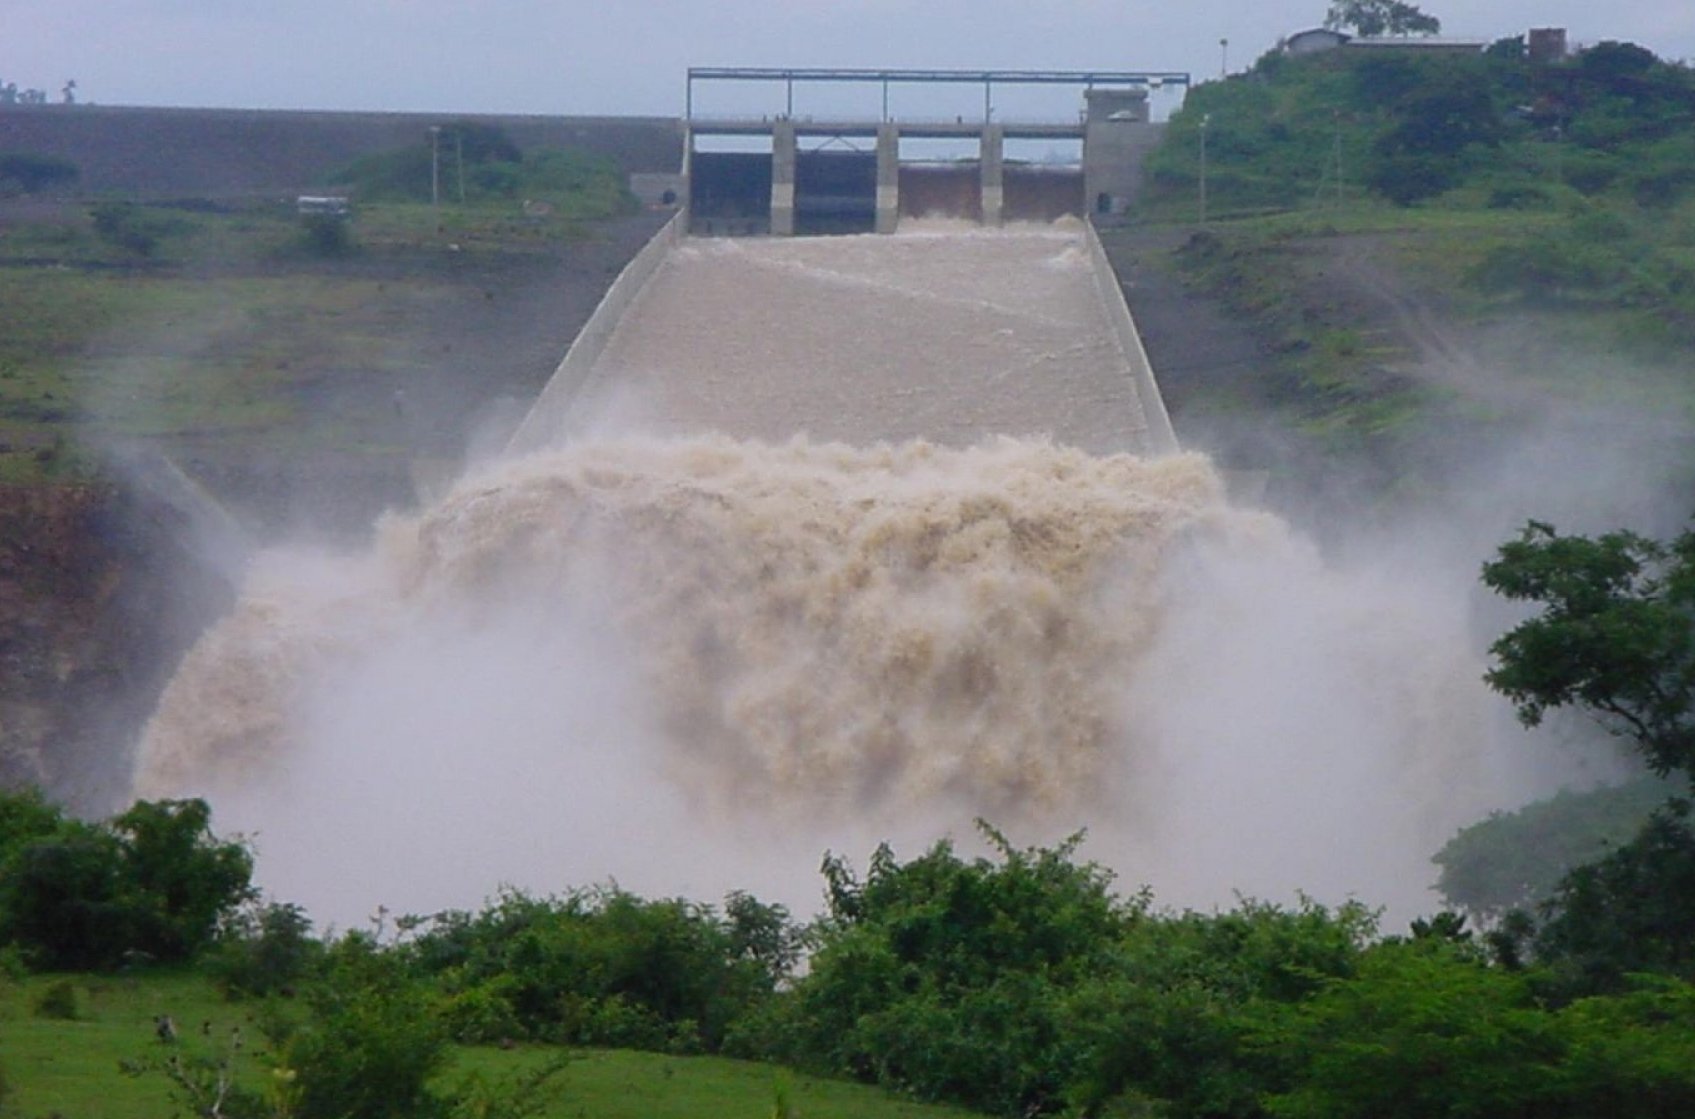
<box><xmin>1278</xmin><ymin>27</ymin><xmax>1488</xmax><ymax>57</ymax></box>
<box><xmin>1280</xmin><ymin>28</ymin><xmax>1351</xmax><ymax>55</ymax></box>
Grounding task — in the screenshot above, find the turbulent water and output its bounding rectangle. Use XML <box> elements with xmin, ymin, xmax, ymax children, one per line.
<box><xmin>133</xmin><ymin>225</ymin><xmax>1557</xmax><ymax>926</ymax></box>
<box><xmin>536</xmin><ymin>220</ymin><xmax>1164</xmax><ymax>454</ymax></box>
<box><xmin>140</xmin><ymin>439</ymin><xmax>1239</xmax><ymax>810</ymax></box>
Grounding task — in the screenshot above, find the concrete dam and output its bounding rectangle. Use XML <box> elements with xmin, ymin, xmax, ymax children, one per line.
<box><xmin>509</xmin><ymin>67</ymin><xmax>1181</xmax><ymax>455</ymax></box>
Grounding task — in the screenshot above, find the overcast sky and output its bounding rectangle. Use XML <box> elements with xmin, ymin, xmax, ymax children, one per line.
<box><xmin>6</xmin><ymin>1</ymin><xmax>1693</xmax><ymax>118</ymax></box>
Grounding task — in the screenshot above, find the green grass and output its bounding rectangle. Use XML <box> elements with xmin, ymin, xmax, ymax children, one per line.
<box><xmin>1130</xmin><ymin>194</ymin><xmax>1695</xmax><ymax>441</ymax></box>
<box><xmin>0</xmin><ymin>196</ymin><xmax>630</xmax><ymax>484</ymax></box>
<box><xmin>0</xmin><ymin>970</ymin><xmax>985</xmax><ymax>1119</ymax></box>
<box><xmin>0</xmin><ymin>261</ymin><xmax>460</xmax><ymax>481</ymax></box>
<box><xmin>0</xmin><ymin>969</ymin><xmax>243</xmax><ymax>1119</ymax></box>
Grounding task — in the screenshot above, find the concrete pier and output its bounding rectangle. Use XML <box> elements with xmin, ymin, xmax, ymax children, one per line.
<box><xmin>875</xmin><ymin>123</ymin><xmax>900</xmax><ymax>234</ymax></box>
<box><xmin>980</xmin><ymin>124</ymin><xmax>1004</xmax><ymax>227</ymax></box>
<box><xmin>770</xmin><ymin>120</ymin><xmax>796</xmax><ymax>237</ymax></box>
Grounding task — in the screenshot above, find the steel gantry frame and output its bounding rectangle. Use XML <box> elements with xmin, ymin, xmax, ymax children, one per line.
<box><xmin>685</xmin><ymin>67</ymin><xmax>1192</xmax><ymax>123</ymax></box>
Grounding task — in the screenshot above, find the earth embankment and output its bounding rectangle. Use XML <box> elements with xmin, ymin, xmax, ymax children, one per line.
<box><xmin>1</xmin><ymin>105</ymin><xmax>681</xmax><ymax>197</ymax></box>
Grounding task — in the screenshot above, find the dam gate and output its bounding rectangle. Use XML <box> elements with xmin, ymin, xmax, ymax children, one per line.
<box><xmin>683</xmin><ymin>68</ymin><xmax>1186</xmax><ymax>235</ymax></box>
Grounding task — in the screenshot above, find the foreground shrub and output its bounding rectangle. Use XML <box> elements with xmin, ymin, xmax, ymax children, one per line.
<box><xmin>404</xmin><ymin>884</ymin><xmax>792</xmax><ymax>1052</ymax></box>
<box><xmin>210</xmin><ymin>900</ymin><xmax>323</xmax><ymax>998</ymax></box>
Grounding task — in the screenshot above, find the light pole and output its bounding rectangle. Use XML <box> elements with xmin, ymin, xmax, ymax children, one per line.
<box><xmin>1220</xmin><ymin>38</ymin><xmax>1229</xmax><ymax>79</ymax></box>
<box><xmin>1198</xmin><ymin>113</ymin><xmax>1211</xmax><ymax>224</ymax></box>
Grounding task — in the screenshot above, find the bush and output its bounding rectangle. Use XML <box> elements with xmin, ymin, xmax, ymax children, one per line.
<box><xmin>277</xmin><ymin>936</ymin><xmax>453</xmax><ymax>1119</ymax></box>
<box><xmin>792</xmin><ymin>826</ymin><xmax>1138</xmax><ymax>1115</ymax></box>
<box><xmin>403</xmin><ymin>885</ymin><xmax>791</xmax><ymax>1053</ymax></box>
<box><xmin>1260</xmin><ymin>941</ymin><xmax>1565</xmax><ymax>1119</ymax></box>
<box><xmin>299</xmin><ymin>213</ymin><xmax>353</xmax><ymax>256</ymax></box>
<box><xmin>32</xmin><ymin>978</ymin><xmax>81</xmax><ymax>1020</ymax></box>
<box><xmin>209</xmin><ymin>900</ymin><xmax>322</xmax><ymax>998</ymax></box>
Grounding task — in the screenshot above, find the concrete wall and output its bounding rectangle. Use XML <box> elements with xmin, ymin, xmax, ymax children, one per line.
<box><xmin>1082</xmin><ymin>218</ymin><xmax>1178</xmax><ymax>454</ymax></box>
<box><xmin>505</xmin><ymin>210</ymin><xmax>685</xmax><ymax>455</ymax></box>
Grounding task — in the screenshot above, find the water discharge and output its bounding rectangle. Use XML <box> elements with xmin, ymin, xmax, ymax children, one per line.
<box><xmin>135</xmin><ymin>224</ymin><xmax>1563</xmax><ymax>928</ymax></box>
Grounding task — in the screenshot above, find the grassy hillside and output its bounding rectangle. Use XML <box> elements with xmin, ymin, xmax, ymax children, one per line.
<box><xmin>1106</xmin><ymin>36</ymin><xmax>1695</xmax><ymax>508</ymax></box>
<box><xmin>0</xmin><ymin>970</ymin><xmax>983</xmax><ymax>1119</ymax></box>
<box><xmin>0</xmin><ymin>126</ymin><xmax>642</xmax><ymax>492</ymax></box>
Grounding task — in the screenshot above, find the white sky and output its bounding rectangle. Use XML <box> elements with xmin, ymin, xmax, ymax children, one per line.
<box><xmin>4</xmin><ymin>1</ymin><xmax>1692</xmax><ymax>118</ymax></box>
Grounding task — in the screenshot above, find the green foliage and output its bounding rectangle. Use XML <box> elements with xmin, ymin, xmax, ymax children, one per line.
<box><xmin>32</xmin><ymin>977</ymin><xmax>81</xmax><ymax>1020</ymax></box>
<box><xmin>1533</xmin><ymin>806</ymin><xmax>1695</xmax><ymax>993</ymax></box>
<box><xmin>110</xmin><ymin>798</ymin><xmax>257</xmax><ymax>963</ymax></box>
<box><xmin>404</xmin><ymin>885</ymin><xmax>791</xmax><ymax>1052</ymax></box>
<box><xmin>0</xmin><ymin>152</ymin><xmax>78</xmax><ymax>194</ymax></box>
<box><xmin>209</xmin><ymin>900</ymin><xmax>323</xmax><ymax>998</ymax></box>
<box><xmin>1145</xmin><ymin>41</ymin><xmax>1695</xmax><ymax>219</ymax></box>
<box><xmin>0</xmin><ymin>795</ymin><xmax>254</xmax><ymax>971</ymax></box>
<box><xmin>1261</xmin><ymin>940</ymin><xmax>1564</xmax><ymax>1119</ymax></box>
<box><xmin>1433</xmin><ymin>778</ymin><xmax>1675</xmax><ymax>920</ymax></box>
<box><xmin>1482</xmin><ymin>520</ymin><xmax>1695</xmax><ymax>783</ymax></box>
<box><xmin>89</xmin><ymin>202</ymin><xmax>192</xmax><ymax>258</ymax></box>
<box><xmin>1324</xmin><ymin>0</ymin><xmax>1441</xmax><ymax>37</ymax></box>
<box><xmin>297</xmin><ymin>213</ymin><xmax>353</xmax><ymax>257</ymax></box>
<box><xmin>1067</xmin><ymin>897</ymin><xmax>1377</xmax><ymax>1118</ymax></box>
<box><xmin>798</xmin><ymin>830</ymin><xmax>1098</xmax><ymax>1110</ymax></box>
<box><xmin>0</xmin><ymin>786</ymin><xmax>64</xmax><ymax>855</ymax></box>
<box><xmin>327</xmin><ymin>123</ymin><xmax>632</xmax><ymax>219</ymax></box>
<box><xmin>1553</xmin><ymin>976</ymin><xmax>1695</xmax><ymax>1116</ymax></box>
<box><xmin>793</xmin><ymin>826</ymin><xmax>1136</xmax><ymax>1115</ymax></box>
<box><xmin>277</xmin><ymin>934</ymin><xmax>454</xmax><ymax>1119</ymax></box>
<box><xmin>0</xmin><ymin>819</ymin><xmax>134</xmax><ymax>970</ymax></box>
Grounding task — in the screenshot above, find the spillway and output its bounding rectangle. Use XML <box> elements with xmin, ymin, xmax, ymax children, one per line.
<box><xmin>510</xmin><ymin>218</ymin><xmax>1175</xmax><ymax>456</ymax></box>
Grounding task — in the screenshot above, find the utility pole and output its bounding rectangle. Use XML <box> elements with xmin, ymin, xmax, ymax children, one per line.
<box><xmin>1220</xmin><ymin>39</ymin><xmax>1229</xmax><ymax>79</ymax></box>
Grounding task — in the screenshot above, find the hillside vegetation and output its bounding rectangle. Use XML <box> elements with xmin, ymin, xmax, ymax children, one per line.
<box><xmin>0</xmin><ymin>124</ymin><xmax>636</xmax><ymax>489</ymax></box>
<box><xmin>1122</xmin><ymin>34</ymin><xmax>1695</xmax><ymax>478</ymax></box>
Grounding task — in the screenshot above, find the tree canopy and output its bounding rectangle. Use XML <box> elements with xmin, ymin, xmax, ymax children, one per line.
<box><xmin>1324</xmin><ymin>0</ymin><xmax>1442</xmax><ymax>37</ymax></box>
<box><xmin>1482</xmin><ymin>520</ymin><xmax>1695</xmax><ymax>784</ymax></box>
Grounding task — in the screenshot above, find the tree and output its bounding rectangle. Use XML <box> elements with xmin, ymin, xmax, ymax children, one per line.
<box><xmin>109</xmin><ymin>798</ymin><xmax>255</xmax><ymax>962</ymax></box>
<box><xmin>1533</xmin><ymin>808</ymin><xmax>1695</xmax><ymax>993</ymax></box>
<box><xmin>1261</xmin><ymin>941</ymin><xmax>1563</xmax><ymax>1119</ymax></box>
<box><xmin>0</xmin><ymin>795</ymin><xmax>252</xmax><ymax>970</ymax></box>
<box><xmin>1433</xmin><ymin>779</ymin><xmax>1673</xmax><ymax>921</ymax></box>
<box><xmin>1482</xmin><ymin>520</ymin><xmax>1695</xmax><ymax>784</ymax></box>
<box><xmin>1324</xmin><ymin>0</ymin><xmax>1442</xmax><ymax>37</ymax></box>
